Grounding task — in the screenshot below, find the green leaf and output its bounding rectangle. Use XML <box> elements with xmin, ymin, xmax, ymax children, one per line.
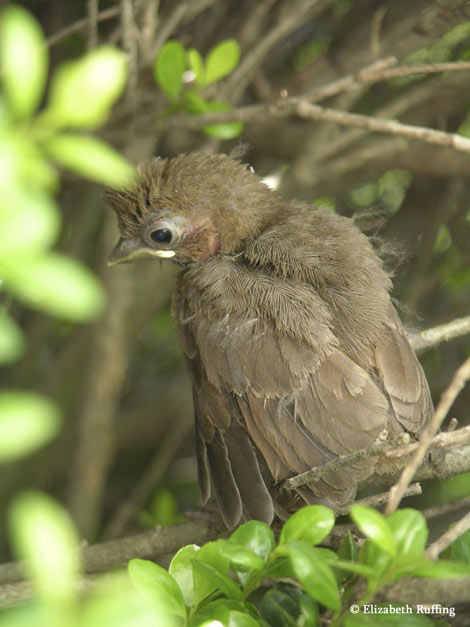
<box><xmin>46</xmin><ymin>46</ymin><xmax>127</xmax><ymax>128</ymax></box>
<box><xmin>392</xmin><ymin>556</ymin><xmax>470</xmax><ymax>579</ymax></box>
<box><xmin>263</xmin><ymin>556</ymin><xmax>296</xmax><ymax>579</ymax></box>
<box><xmin>154</xmin><ymin>40</ymin><xmax>186</xmax><ymax>101</ymax></box>
<box><xmin>280</xmin><ymin>505</ymin><xmax>335</xmax><ymax>546</ymax></box>
<box><xmin>43</xmin><ymin>133</ymin><xmax>137</xmax><ymax>187</ymax></box>
<box><xmin>447</xmin><ymin>529</ymin><xmax>470</xmax><ymax>564</ymax></box>
<box><xmin>434</xmin><ymin>224</ymin><xmax>452</xmax><ymax>254</ymax></box>
<box><xmin>0</xmin><ymin>189</ymin><xmax>60</xmax><ymax>255</ymax></box>
<box><xmin>190</xmin><ymin>599</ymin><xmax>259</xmax><ymax>627</ymax></box>
<box><xmin>326</xmin><ymin>558</ymin><xmax>375</xmax><ymax>579</ymax></box>
<box><xmin>0</xmin><ymin>311</ymin><xmax>24</xmax><ymax>365</ymax></box>
<box><xmin>0</xmin><ymin>391</ymin><xmax>60</xmax><ymax>462</ymax></box>
<box><xmin>230</xmin><ymin>520</ymin><xmax>275</xmax><ymax>561</ymax></box>
<box><xmin>128</xmin><ymin>558</ymin><xmax>186</xmax><ymax>618</ymax></box>
<box><xmin>386</xmin><ymin>509</ymin><xmax>428</xmax><ymax>558</ymax></box>
<box><xmin>187</xmin><ymin>48</ymin><xmax>205</xmax><ymax>87</ymax></box>
<box><xmin>203</xmin><ymin>121</ymin><xmax>244</xmax><ymax>139</ymax></box>
<box><xmin>4</xmin><ymin>252</ymin><xmax>105</xmax><ymax>321</ymax></box>
<box><xmin>261</xmin><ymin>587</ymin><xmax>300</xmax><ymax>627</ymax></box>
<box><xmin>0</xmin><ymin>4</ymin><xmax>47</xmax><ymax>118</ymax></box>
<box><xmin>192</xmin><ymin>560</ymin><xmax>244</xmax><ymax>601</ymax></box>
<box><xmin>205</xmin><ymin>39</ymin><xmax>240</xmax><ymax>84</ymax></box>
<box><xmin>350</xmin><ymin>505</ymin><xmax>397</xmax><ymax>557</ymax></box>
<box><xmin>219</xmin><ymin>541</ymin><xmax>265</xmax><ymax>571</ymax></box>
<box><xmin>338</xmin><ymin>531</ymin><xmax>358</xmax><ymax>563</ymax></box>
<box><xmin>193</xmin><ymin>540</ymin><xmax>231</xmax><ymax>606</ymax></box>
<box><xmin>287</xmin><ymin>541</ymin><xmax>340</xmax><ymax>611</ymax></box>
<box><xmin>9</xmin><ymin>491</ymin><xmax>80</xmax><ymax>602</ymax></box>
<box><xmin>169</xmin><ymin>544</ymin><xmax>199</xmax><ymax>607</ymax></box>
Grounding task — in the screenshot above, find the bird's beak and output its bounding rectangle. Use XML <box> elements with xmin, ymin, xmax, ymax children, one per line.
<box><xmin>108</xmin><ymin>237</ymin><xmax>176</xmax><ymax>266</ymax></box>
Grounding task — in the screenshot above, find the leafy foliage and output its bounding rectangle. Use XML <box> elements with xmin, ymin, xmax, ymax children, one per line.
<box><xmin>127</xmin><ymin>505</ymin><xmax>470</xmax><ymax>626</ymax></box>
<box><xmin>154</xmin><ymin>38</ymin><xmax>243</xmax><ymax>139</ymax></box>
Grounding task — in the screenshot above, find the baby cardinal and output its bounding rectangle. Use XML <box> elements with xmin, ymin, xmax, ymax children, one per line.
<box><xmin>105</xmin><ymin>152</ymin><xmax>432</xmax><ymax>528</ymax></box>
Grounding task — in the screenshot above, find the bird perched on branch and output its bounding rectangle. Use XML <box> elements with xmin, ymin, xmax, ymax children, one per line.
<box><xmin>105</xmin><ymin>151</ymin><xmax>432</xmax><ymax>528</ymax></box>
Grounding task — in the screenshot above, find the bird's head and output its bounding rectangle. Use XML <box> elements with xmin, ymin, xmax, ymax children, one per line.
<box><xmin>104</xmin><ymin>151</ymin><xmax>278</xmax><ymax>266</ymax></box>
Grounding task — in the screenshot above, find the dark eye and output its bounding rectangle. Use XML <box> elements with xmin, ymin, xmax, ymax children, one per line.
<box><xmin>150</xmin><ymin>228</ymin><xmax>172</xmax><ymax>244</ymax></box>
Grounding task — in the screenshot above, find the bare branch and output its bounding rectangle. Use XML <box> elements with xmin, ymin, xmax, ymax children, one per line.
<box><xmin>425</xmin><ymin>510</ymin><xmax>470</xmax><ymax>560</ymax></box>
<box><xmin>421</xmin><ymin>496</ymin><xmax>470</xmax><ymax>521</ymax></box>
<box><xmin>47</xmin><ymin>6</ymin><xmax>120</xmax><ymax>48</ymax></box>
<box><xmin>408</xmin><ymin>315</ymin><xmax>470</xmax><ymax>352</ymax></box>
<box><xmin>384</xmin><ymin>357</ymin><xmax>470</xmax><ymax>516</ymax></box>
<box><xmin>87</xmin><ymin>0</ymin><xmax>99</xmax><ymax>49</ymax></box>
<box><xmin>335</xmin><ymin>483</ymin><xmax>422</xmax><ymax>516</ymax></box>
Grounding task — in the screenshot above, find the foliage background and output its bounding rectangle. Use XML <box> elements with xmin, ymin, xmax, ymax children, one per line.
<box><xmin>1</xmin><ymin>0</ymin><xmax>470</xmax><ymax>576</ymax></box>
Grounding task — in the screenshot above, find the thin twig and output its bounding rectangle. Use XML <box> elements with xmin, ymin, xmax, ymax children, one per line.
<box><xmin>335</xmin><ymin>483</ymin><xmax>422</xmax><ymax>516</ymax></box>
<box><xmin>408</xmin><ymin>315</ymin><xmax>470</xmax><ymax>352</ymax></box>
<box><xmin>151</xmin><ymin>97</ymin><xmax>470</xmax><ymax>155</ymax></box>
<box><xmin>87</xmin><ymin>0</ymin><xmax>99</xmax><ymax>49</ymax></box>
<box><xmin>421</xmin><ymin>496</ymin><xmax>470</xmax><ymax>521</ymax></box>
<box><xmin>425</xmin><ymin>510</ymin><xmax>470</xmax><ymax>560</ymax></box>
<box><xmin>47</xmin><ymin>6</ymin><xmax>120</xmax><ymax>48</ymax></box>
<box><xmin>384</xmin><ymin>357</ymin><xmax>470</xmax><ymax>516</ymax></box>
<box><xmin>308</xmin><ymin>60</ymin><xmax>470</xmax><ymax>103</ymax></box>
<box><xmin>151</xmin><ymin>2</ymin><xmax>188</xmax><ymax>59</ymax></box>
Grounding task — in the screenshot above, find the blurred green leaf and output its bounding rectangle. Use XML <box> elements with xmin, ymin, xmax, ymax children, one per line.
<box><xmin>350</xmin><ymin>505</ymin><xmax>397</xmax><ymax>557</ymax></box>
<box><xmin>187</xmin><ymin>48</ymin><xmax>205</xmax><ymax>87</ymax></box>
<box><xmin>230</xmin><ymin>520</ymin><xmax>275</xmax><ymax>561</ymax></box>
<box><xmin>154</xmin><ymin>40</ymin><xmax>186</xmax><ymax>101</ymax></box>
<box><xmin>43</xmin><ymin>133</ymin><xmax>137</xmax><ymax>187</ymax></box>
<box><xmin>128</xmin><ymin>558</ymin><xmax>186</xmax><ymax>618</ymax></box>
<box><xmin>279</xmin><ymin>505</ymin><xmax>335</xmax><ymax>546</ymax></box>
<box><xmin>203</xmin><ymin>121</ymin><xmax>244</xmax><ymax>139</ymax></box>
<box><xmin>0</xmin><ymin>311</ymin><xmax>24</xmax><ymax>365</ymax></box>
<box><xmin>292</xmin><ymin>36</ymin><xmax>331</xmax><ymax>71</ymax></box>
<box><xmin>0</xmin><ymin>391</ymin><xmax>60</xmax><ymax>462</ymax></box>
<box><xmin>434</xmin><ymin>224</ymin><xmax>452</xmax><ymax>254</ymax></box>
<box><xmin>386</xmin><ymin>509</ymin><xmax>428</xmax><ymax>558</ymax></box>
<box><xmin>169</xmin><ymin>544</ymin><xmax>199</xmax><ymax>607</ymax></box>
<box><xmin>457</xmin><ymin>111</ymin><xmax>470</xmax><ymax>138</ymax></box>
<box><xmin>149</xmin><ymin>488</ymin><xmax>184</xmax><ymax>526</ymax></box>
<box><xmin>444</xmin><ymin>529</ymin><xmax>470</xmax><ymax>564</ymax></box>
<box><xmin>0</xmin><ymin>4</ymin><xmax>47</xmax><ymax>119</ymax></box>
<box><xmin>338</xmin><ymin>531</ymin><xmax>358</xmax><ymax>563</ymax></box>
<box><xmin>205</xmin><ymin>39</ymin><xmax>240</xmax><ymax>85</ymax></box>
<box><xmin>0</xmin><ymin>189</ymin><xmax>60</xmax><ymax>254</ymax></box>
<box><xmin>9</xmin><ymin>491</ymin><xmax>80</xmax><ymax>602</ymax></box>
<box><xmin>390</xmin><ymin>556</ymin><xmax>470</xmax><ymax>580</ymax></box>
<box><xmin>314</xmin><ymin>196</ymin><xmax>336</xmax><ymax>210</ymax></box>
<box><xmin>4</xmin><ymin>252</ymin><xmax>105</xmax><ymax>321</ymax></box>
<box><xmin>350</xmin><ymin>182</ymin><xmax>377</xmax><ymax>207</ymax></box>
<box><xmin>377</xmin><ymin>169</ymin><xmax>412</xmax><ymax>213</ymax></box>
<box><xmin>46</xmin><ymin>46</ymin><xmax>127</xmax><ymax>128</ymax></box>
<box><xmin>287</xmin><ymin>541</ymin><xmax>340</xmax><ymax>611</ymax></box>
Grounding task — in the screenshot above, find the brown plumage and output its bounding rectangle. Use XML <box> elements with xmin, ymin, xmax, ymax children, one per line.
<box><xmin>104</xmin><ymin>151</ymin><xmax>433</xmax><ymax>528</ymax></box>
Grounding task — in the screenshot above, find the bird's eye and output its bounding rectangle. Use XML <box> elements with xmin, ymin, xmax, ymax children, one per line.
<box><xmin>150</xmin><ymin>228</ymin><xmax>172</xmax><ymax>244</ymax></box>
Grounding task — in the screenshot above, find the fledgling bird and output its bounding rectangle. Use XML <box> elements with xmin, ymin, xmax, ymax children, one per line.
<box><xmin>104</xmin><ymin>152</ymin><xmax>433</xmax><ymax>528</ymax></box>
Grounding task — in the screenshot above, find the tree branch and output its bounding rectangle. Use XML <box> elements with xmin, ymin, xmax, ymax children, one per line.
<box><xmin>425</xmin><ymin>510</ymin><xmax>470</xmax><ymax>560</ymax></box>
<box><xmin>384</xmin><ymin>357</ymin><xmax>470</xmax><ymax>515</ymax></box>
<box><xmin>408</xmin><ymin>315</ymin><xmax>470</xmax><ymax>352</ymax></box>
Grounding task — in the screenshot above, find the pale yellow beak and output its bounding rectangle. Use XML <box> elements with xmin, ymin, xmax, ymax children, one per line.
<box><xmin>108</xmin><ymin>238</ymin><xmax>176</xmax><ymax>266</ymax></box>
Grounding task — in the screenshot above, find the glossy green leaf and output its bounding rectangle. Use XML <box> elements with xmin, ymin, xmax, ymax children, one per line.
<box><xmin>9</xmin><ymin>491</ymin><xmax>80</xmax><ymax>602</ymax></box>
<box><xmin>193</xmin><ymin>540</ymin><xmax>231</xmax><ymax>606</ymax></box>
<box><xmin>0</xmin><ymin>311</ymin><xmax>24</xmax><ymax>365</ymax></box>
<box><xmin>230</xmin><ymin>520</ymin><xmax>275</xmax><ymax>561</ymax></box>
<box><xmin>287</xmin><ymin>541</ymin><xmax>340</xmax><ymax>611</ymax></box>
<box><xmin>280</xmin><ymin>505</ymin><xmax>335</xmax><ymax>546</ymax></box>
<box><xmin>128</xmin><ymin>558</ymin><xmax>186</xmax><ymax>618</ymax></box>
<box><xmin>338</xmin><ymin>530</ymin><xmax>358</xmax><ymax>562</ymax></box>
<box><xmin>4</xmin><ymin>252</ymin><xmax>105</xmax><ymax>321</ymax></box>
<box><xmin>205</xmin><ymin>39</ymin><xmax>240</xmax><ymax>84</ymax></box>
<box><xmin>219</xmin><ymin>541</ymin><xmax>265</xmax><ymax>571</ymax></box>
<box><xmin>0</xmin><ymin>189</ymin><xmax>60</xmax><ymax>255</ymax></box>
<box><xmin>154</xmin><ymin>40</ymin><xmax>186</xmax><ymax>101</ymax></box>
<box><xmin>192</xmin><ymin>560</ymin><xmax>244</xmax><ymax>601</ymax></box>
<box><xmin>169</xmin><ymin>544</ymin><xmax>199</xmax><ymax>607</ymax></box>
<box><xmin>0</xmin><ymin>4</ymin><xmax>47</xmax><ymax>118</ymax></box>
<box><xmin>263</xmin><ymin>555</ymin><xmax>295</xmax><ymax>579</ymax></box>
<box><xmin>386</xmin><ymin>509</ymin><xmax>428</xmax><ymax>558</ymax></box>
<box><xmin>43</xmin><ymin>133</ymin><xmax>137</xmax><ymax>187</ymax></box>
<box><xmin>187</xmin><ymin>48</ymin><xmax>205</xmax><ymax>86</ymax></box>
<box><xmin>392</xmin><ymin>556</ymin><xmax>470</xmax><ymax>579</ymax></box>
<box><xmin>47</xmin><ymin>46</ymin><xmax>127</xmax><ymax>128</ymax></box>
<box><xmin>0</xmin><ymin>391</ymin><xmax>60</xmax><ymax>462</ymax></box>
<box><xmin>447</xmin><ymin>529</ymin><xmax>470</xmax><ymax>564</ymax></box>
<box><xmin>350</xmin><ymin>504</ymin><xmax>396</xmax><ymax>557</ymax></box>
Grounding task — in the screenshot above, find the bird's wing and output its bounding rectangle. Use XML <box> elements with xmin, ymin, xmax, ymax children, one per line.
<box><xmin>375</xmin><ymin>305</ymin><xmax>433</xmax><ymax>436</ymax></box>
<box><xmin>179</xmin><ymin>301</ymin><xmax>389</xmax><ymax>527</ymax></box>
